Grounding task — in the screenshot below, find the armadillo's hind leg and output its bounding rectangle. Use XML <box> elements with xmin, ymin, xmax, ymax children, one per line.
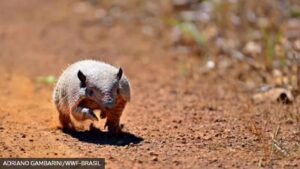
<box><xmin>72</xmin><ymin>106</ymin><xmax>99</xmax><ymax>121</ymax></box>
<box><xmin>58</xmin><ymin>111</ymin><xmax>74</xmax><ymax>131</ymax></box>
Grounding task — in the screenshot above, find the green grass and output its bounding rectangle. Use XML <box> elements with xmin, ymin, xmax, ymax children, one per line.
<box><xmin>36</xmin><ymin>75</ymin><xmax>56</xmax><ymax>85</ymax></box>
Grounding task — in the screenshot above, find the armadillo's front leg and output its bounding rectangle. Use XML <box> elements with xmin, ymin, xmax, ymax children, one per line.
<box><xmin>104</xmin><ymin>110</ymin><xmax>123</xmax><ymax>134</ymax></box>
<box><xmin>104</xmin><ymin>97</ymin><xmax>126</xmax><ymax>135</ymax></box>
<box><xmin>100</xmin><ymin>111</ymin><xmax>107</xmax><ymax>119</ymax></box>
<box><xmin>72</xmin><ymin>106</ymin><xmax>99</xmax><ymax>121</ymax></box>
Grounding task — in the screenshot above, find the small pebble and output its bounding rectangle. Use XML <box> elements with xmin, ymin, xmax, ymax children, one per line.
<box><xmin>151</xmin><ymin>157</ymin><xmax>158</xmax><ymax>161</ymax></box>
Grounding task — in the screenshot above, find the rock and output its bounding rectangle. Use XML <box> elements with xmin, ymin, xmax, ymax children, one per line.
<box><xmin>73</xmin><ymin>2</ymin><xmax>90</xmax><ymax>14</ymax></box>
<box><xmin>294</xmin><ymin>40</ymin><xmax>300</xmax><ymax>50</ymax></box>
<box><xmin>243</xmin><ymin>41</ymin><xmax>262</xmax><ymax>55</ymax></box>
<box><xmin>200</xmin><ymin>60</ymin><xmax>215</xmax><ymax>74</ymax></box>
<box><xmin>172</xmin><ymin>0</ymin><xmax>190</xmax><ymax>6</ymax></box>
<box><xmin>272</xmin><ymin>69</ymin><xmax>283</xmax><ymax>85</ymax></box>
<box><xmin>252</xmin><ymin>87</ymin><xmax>294</xmax><ymax>104</ymax></box>
<box><xmin>151</xmin><ymin>157</ymin><xmax>158</xmax><ymax>161</ymax></box>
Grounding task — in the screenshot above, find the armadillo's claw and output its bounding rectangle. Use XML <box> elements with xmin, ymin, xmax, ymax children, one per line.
<box><xmin>82</xmin><ymin>108</ymin><xmax>98</xmax><ymax>121</ymax></box>
<box><xmin>89</xmin><ymin>111</ymin><xmax>99</xmax><ymax>121</ymax></box>
<box><xmin>120</xmin><ymin>124</ymin><xmax>124</xmax><ymax>130</ymax></box>
<box><xmin>104</xmin><ymin>121</ymin><xmax>108</xmax><ymax>129</ymax></box>
<box><xmin>105</xmin><ymin>120</ymin><xmax>122</xmax><ymax>135</ymax></box>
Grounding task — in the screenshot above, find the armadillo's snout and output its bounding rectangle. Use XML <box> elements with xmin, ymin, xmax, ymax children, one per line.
<box><xmin>103</xmin><ymin>98</ymin><xmax>114</xmax><ymax>108</ymax></box>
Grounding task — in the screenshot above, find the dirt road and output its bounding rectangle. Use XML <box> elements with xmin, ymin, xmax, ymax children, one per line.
<box><xmin>0</xmin><ymin>1</ymin><xmax>299</xmax><ymax>169</ymax></box>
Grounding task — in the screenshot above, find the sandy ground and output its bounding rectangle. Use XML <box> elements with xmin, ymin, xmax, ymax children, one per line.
<box><xmin>0</xmin><ymin>1</ymin><xmax>300</xmax><ymax>169</ymax></box>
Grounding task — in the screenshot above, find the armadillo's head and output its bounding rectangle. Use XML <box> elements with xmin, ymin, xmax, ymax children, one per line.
<box><xmin>77</xmin><ymin>68</ymin><xmax>123</xmax><ymax>109</ymax></box>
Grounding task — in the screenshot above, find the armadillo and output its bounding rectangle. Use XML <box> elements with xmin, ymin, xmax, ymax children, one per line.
<box><xmin>53</xmin><ymin>60</ymin><xmax>130</xmax><ymax>134</ymax></box>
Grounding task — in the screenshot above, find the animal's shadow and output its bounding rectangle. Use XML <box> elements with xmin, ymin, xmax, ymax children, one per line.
<box><xmin>63</xmin><ymin>127</ymin><xmax>143</xmax><ymax>146</ymax></box>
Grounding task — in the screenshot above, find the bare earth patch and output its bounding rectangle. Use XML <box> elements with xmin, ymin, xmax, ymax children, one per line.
<box><xmin>0</xmin><ymin>1</ymin><xmax>299</xmax><ymax>169</ymax></box>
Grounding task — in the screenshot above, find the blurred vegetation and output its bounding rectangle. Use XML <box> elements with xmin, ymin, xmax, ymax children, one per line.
<box><xmin>36</xmin><ymin>75</ymin><xmax>56</xmax><ymax>85</ymax></box>
<box><xmin>162</xmin><ymin>0</ymin><xmax>300</xmax><ymax>93</ymax></box>
<box><xmin>75</xmin><ymin>0</ymin><xmax>300</xmax><ymax>92</ymax></box>
<box><xmin>53</xmin><ymin>0</ymin><xmax>300</xmax><ymax>166</ymax></box>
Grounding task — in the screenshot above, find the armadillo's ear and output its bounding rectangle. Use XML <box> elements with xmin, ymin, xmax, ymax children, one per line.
<box><xmin>117</xmin><ymin>67</ymin><xmax>123</xmax><ymax>80</ymax></box>
<box><xmin>77</xmin><ymin>70</ymin><xmax>86</xmax><ymax>87</ymax></box>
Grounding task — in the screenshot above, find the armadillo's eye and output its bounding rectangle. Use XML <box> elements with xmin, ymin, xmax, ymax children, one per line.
<box><xmin>87</xmin><ymin>89</ymin><xmax>94</xmax><ymax>96</ymax></box>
